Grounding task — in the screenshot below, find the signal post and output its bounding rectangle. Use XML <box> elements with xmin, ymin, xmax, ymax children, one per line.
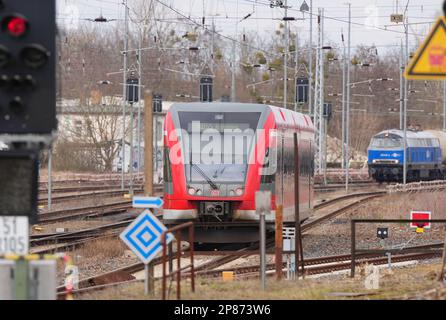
<box><xmin>0</xmin><ymin>0</ymin><xmax>57</xmax><ymax>299</ymax></box>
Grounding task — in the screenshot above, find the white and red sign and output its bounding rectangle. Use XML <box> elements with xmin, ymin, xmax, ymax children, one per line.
<box><xmin>410</xmin><ymin>211</ymin><xmax>432</xmax><ymax>229</ymax></box>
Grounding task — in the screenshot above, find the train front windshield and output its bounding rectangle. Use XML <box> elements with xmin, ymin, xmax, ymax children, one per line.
<box><xmin>369</xmin><ymin>134</ymin><xmax>402</xmax><ymax>149</ymax></box>
<box><xmin>178</xmin><ymin>112</ymin><xmax>261</xmax><ymax>184</ymax></box>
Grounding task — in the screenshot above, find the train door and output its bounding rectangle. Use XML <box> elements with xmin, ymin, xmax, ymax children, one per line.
<box><xmin>297</xmin><ymin>139</ymin><xmax>312</xmax><ymax>217</ymax></box>
<box><xmin>283</xmin><ymin>130</ymin><xmax>295</xmax><ymax>221</ymax></box>
<box><xmin>308</xmin><ymin>141</ymin><xmax>314</xmax><ymax>210</ymax></box>
<box><xmin>275</xmin><ymin>131</ymin><xmax>284</xmax><ymax>208</ymax></box>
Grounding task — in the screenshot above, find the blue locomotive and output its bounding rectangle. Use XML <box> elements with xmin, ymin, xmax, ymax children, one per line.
<box><xmin>367</xmin><ymin>129</ymin><xmax>446</xmax><ymax>182</ymax></box>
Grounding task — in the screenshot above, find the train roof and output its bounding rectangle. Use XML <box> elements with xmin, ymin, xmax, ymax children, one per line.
<box><xmin>168</xmin><ymin>102</ymin><xmax>314</xmax><ymax>131</ymax></box>
<box><xmin>374</xmin><ymin>129</ymin><xmax>437</xmax><ymax>139</ymax></box>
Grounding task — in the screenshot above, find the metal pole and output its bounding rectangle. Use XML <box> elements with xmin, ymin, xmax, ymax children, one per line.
<box><xmin>129</xmin><ymin>101</ymin><xmax>134</xmax><ymax>195</ymax></box>
<box><xmin>275</xmin><ymin>205</ymin><xmax>283</xmax><ymax>280</ymax></box>
<box><xmin>144</xmin><ymin>91</ymin><xmax>153</xmax><ymax>196</ymax></box>
<box><xmin>313</xmin><ymin>9</ymin><xmax>321</xmax><ymax>173</ymax></box>
<box><xmin>341</xmin><ymin>33</ymin><xmax>346</xmax><ymax>169</ymax></box>
<box><xmin>308</xmin><ymin>0</ymin><xmax>313</xmax><ymax>116</ymax></box>
<box><xmin>121</xmin><ymin>0</ymin><xmax>129</xmax><ymax>190</ymax></box>
<box><xmin>437</xmin><ymin>230</ymin><xmax>446</xmax><ymax>281</ymax></box>
<box><xmin>189</xmin><ymin>225</ymin><xmax>195</xmax><ymax>292</ymax></box>
<box><xmin>319</xmin><ymin>9</ymin><xmax>324</xmax><ymax>175</ymax></box>
<box><xmin>399</xmin><ymin>40</ymin><xmax>404</xmax><ymax>130</ymax></box>
<box><xmin>231</xmin><ymin>39</ymin><xmax>236</xmax><ymax>102</ymax></box>
<box><xmin>345</xmin><ymin>3</ymin><xmax>351</xmax><ymax>192</ymax></box>
<box><xmin>177</xmin><ymin>232</ymin><xmax>181</xmax><ymax>300</ymax></box>
<box><xmin>294</xmin><ymin>133</ymin><xmax>300</xmax><ymax>279</ymax></box>
<box><xmin>443</xmin><ymin>80</ymin><xmax>446</xmax><ymax>131</ymax></box>
<box><xmin>350</xmin><ymin>220</ymin><xmax>356</xmax><ymax>277</ymax></box>
<box><xmin>211</xmin><ymin>19</ymin><xmax>215</xmax><ymax>75</ymax></box>
<box><xmin>137</xmin><ymin>40</ymin><xmax>142</xmax><ymax>172</ymax></box>
<box><xmin>162</xmin><ymin>233</ymin><xmax>167</xmax><ymax>300</ymax></box>
<box><xmin>387</xmin><ymin>252</ymin><xmax>392</xmax><ymax>269</ymax></box>
<box><xmin>47</xmin><ymin>147</ymin><xmax>52</xmax><ymax>210</ymax></box>
<box><xmin>403</xmin><ymin>15</ymin><xmax>408</xmax><ymax>185</ymax></box>
<box><xmin>144</xmin><ymin>264</ymin><xmax>149</xmax><ymax>295</ymax></box>
<box><xmin>323</xmin><ymin>116</ymin><xmax>328</xmax><ymax>185</ymax></box>
<box><xmin>260</xmin><ymin>210</ymin><xmax>266</xmax><ymax>289</ymax></box>
<box><xmin>168</xmin><ymin>242</ymin><xmax>174</xmax><ymax>274</ymax></box>
<box><xmin>284</xmin><ymin>0</ymin><xmax>288</xmax><ymax>109</ymax></box>
<box><xmin>294</xmin><ymin>32</ymin><xmax>298</xmax><ymax>112</ymax></box>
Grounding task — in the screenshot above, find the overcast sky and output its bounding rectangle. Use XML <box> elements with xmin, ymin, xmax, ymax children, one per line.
<box><xmin>57</xmin><ymin>0</ymin><xmax>445</xmax><ymax>54</ymax></box>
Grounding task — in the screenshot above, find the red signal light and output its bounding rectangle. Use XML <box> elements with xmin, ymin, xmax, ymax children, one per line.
<box><xmin>2</xmin><ymin>15</ymin><xmax>28</xmax><ymax>37</ymax></box>
<box><xmin>7</xmin><ymin>16</ymin><xmax>27</xmax><ymax>37</ymax></box>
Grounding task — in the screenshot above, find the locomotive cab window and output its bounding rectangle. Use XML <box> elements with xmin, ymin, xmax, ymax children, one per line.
<box><xmin>370</xmin><ymin>133</ymin><xmax>402</xmax><ymax>148</ymax></box>
<box><xmin>178</xmin><ymin>111</ymin><xmax>261</xmax><ymax>184</ymax></box>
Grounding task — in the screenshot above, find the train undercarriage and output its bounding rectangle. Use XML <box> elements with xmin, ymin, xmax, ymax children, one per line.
<box><xmin>369</xmin><ymin>164</ymin><xmax>445</xmax><ymax>183</ymax></box>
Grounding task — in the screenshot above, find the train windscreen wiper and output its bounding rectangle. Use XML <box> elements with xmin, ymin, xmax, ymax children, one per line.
<box><xmin>191</xmin><ymin>164</ymin><xmax>218</xmax><ymax>190</ymax></box>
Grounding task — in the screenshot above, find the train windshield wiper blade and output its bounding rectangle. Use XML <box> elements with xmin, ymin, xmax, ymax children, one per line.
<box><xmin>191</xmin><ymin>164</ymin><xmax>218</xmax><ymax>190</ymax></box>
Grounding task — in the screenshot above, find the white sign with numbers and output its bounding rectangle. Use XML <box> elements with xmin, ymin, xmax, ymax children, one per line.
<box><xmin>0</xmin><ymin>216</ymin><xmax>29</xmax><ymax>255</ymax></box>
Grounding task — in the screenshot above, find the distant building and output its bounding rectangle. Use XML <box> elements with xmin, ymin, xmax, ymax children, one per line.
<box><xmin>56</xmin><ymin>96</ymin><xmax>171</xmax><ymax>176</ymax></box>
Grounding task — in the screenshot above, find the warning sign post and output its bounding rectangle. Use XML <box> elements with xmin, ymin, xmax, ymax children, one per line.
<box><xmin>410</xmin><ymin>211</ymin><xmax>432</xmax><ymax>229</ymax></box>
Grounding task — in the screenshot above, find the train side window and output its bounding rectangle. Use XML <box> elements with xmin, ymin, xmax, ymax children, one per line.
<box><xmin>163</xmin><ymin>147</ymin><xmax>172</xmax><ymax>182</ymax></box>
<box><xmin>261</xmin><ymin>147</ymin><xmax>275</xmax><ymax>184</ymax></box>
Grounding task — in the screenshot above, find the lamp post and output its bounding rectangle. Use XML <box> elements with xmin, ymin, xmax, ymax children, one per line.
<box><xmin>345</xmin><ymin>2</ymin><xmax>351</xmax><ymax>192</ymax></box>
<box><xmin>231</xmin><ymin>12</ymin><xmax>253</xmax><ymax>102</ymax></box>
<box><xmin>121</xmin><ymin>0</ymin><xmax>129</xmax><ymax>190</ymax></box>
<box><xmin>300</xmin><ymin>0</ymin><xmax>313</xmax><ymax>117</ymax></box>
<box><xmin>443</xmin><ymin>81</ymin><xmax>446</xmax><ymax>131</ymax></box>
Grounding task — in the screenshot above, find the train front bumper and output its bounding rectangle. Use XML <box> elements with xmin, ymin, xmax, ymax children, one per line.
<box><xmin>369</xmin><ymin>164</ymin><xmax>403</xmax><ymax>177</ymax></box>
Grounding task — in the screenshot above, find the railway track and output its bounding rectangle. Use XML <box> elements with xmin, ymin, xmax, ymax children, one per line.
<box><xmin>37</xmin><ymin>184</ymin><xmax>163</xmax><ymax>206</ymax></box>
<box><xmin>189</xmin><ymin>191</ymin><xmax>387</xmax><ymax>274</ymax></box>
<box><xmin>37</xmin><ymin>200</ymin><xmax>133</xmax><ymax>224</ymax></box>
<box><xmin>314</xmin><ymin>181</ymin><xmax>381</xmax><ymax>193</ymax></box>
<box><xmin>314</xmin><ymin>190</ymin><xmax>385</xmax><ymax>210</ymax></box>
<box><xmin>306</xmin><ymin>191</ymin><xmax>386</xmax><ymax>230</ymax></box>
<box><xmin>30</xmin><ymin>220</ymin><xmax>134</xmax><ymax>253</ymax></box>
<box><xmin>39</xmin><ymin>180</ymin><xmax>374</xmax><ymax>195</ymax></box>
<box><xmin>198</xmin><ymin>250</ymin><xmax>444</xmax><ymax>280</ymax></box>
<box><xmin>54</xmin><ymin>190</ymin><xmax>388</xmax><ymax>297</ymax></box>
<box><xmin>38</xmin><ymin>184</ymin><xmax>144</xmax><ymax>195</ymax></box>
<box><xmin>56</xmin><ymin>242</ymin><xmax>444</xmax><ymax>298</ymax></box>
<box><xmin>37</xmin><ymin>188</ymin><xmax>144</xmax><ymax>206</ymax></box>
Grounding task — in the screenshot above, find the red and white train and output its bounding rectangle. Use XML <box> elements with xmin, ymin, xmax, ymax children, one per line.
<box><xmin>162</xmin><ymin>103</ymin><xmax>315</xmax><ymax>243</ymax></box>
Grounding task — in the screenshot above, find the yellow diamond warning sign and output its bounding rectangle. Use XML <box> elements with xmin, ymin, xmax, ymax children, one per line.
<box><xmin>404</xmin><ymin>17</ymin><xmax>446</xmax><ymax>80</ymax></box>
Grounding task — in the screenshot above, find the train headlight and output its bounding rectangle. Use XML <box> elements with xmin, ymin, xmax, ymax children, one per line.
<box><xmin>188</xmin><ymin>187</ymin><xmax>196</xmax><ymax>195</ymax></box>
<box><xmin>235</xmin><ymin>188</ymin><xmax>244</xmax><ymax>196</ymax></box>
<box><xmin>229</xmin><ymin>190</ymin><xmax>235</xmax><ymax>196</ymax></box>
<box><xmin>196</xmin><ymin>189</ymin><xmax>202</xmax><ymax>196</ymax></box>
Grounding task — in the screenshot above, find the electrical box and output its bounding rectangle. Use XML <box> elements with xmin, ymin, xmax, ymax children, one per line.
<box><xmin>200</xmin><ymin>76</ymin><xmax>213</xmax><ymax>102</ymax></box>
<box><xmin>295</xmin><ymin>78</ymin><xmax>309</xmax><ymax>103</ymax></box>
<box><xmin>283</xmin><ymin>227</ymin><xmax>296</xmax><ymax>252</ymax></box>
<box><xmin>126</xmin><ymin>78</ymin><xmax>139</xmax><ymax>103</ymax></box>
<box><xmin>0</xmin><ymin>149</ymin><xmax>38</xmax><ymax>223</ymax></box>
<box><xmin>153</xmin><ymin>94</ymin><xmax>162</xmax><ymax>113</ymax></box>
<box><xmin>323</xmin><ymin>102</ymin><xmax>333</xmax><ymax>120</ymax></box>
<box><xmin>28</xmin><ymin>260</ymin><xmax>57</xmax><ymax>300</ymax></box>
<box><xmin>390</xmin><ymin>14</ymin><xmax>404</xmax><ymax>23</ymax></box>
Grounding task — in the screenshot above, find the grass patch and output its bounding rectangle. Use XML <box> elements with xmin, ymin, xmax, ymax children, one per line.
<box><xmin>78</xmin><ymin>237</ymin><xmax>126</xmax><ymax>259</ymax></box>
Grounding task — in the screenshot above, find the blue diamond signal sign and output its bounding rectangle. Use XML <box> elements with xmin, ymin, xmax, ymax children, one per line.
<box><xmin>120</xmin><ymin>209</ymin><xmax>173</xmax><ymax>264</ymax></box>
